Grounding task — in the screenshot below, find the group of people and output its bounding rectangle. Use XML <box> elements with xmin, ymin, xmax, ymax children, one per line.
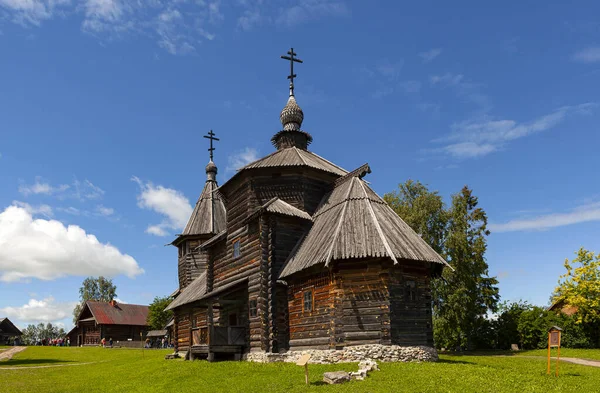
<box><xmin>39</xmin><ymin>338</ymin><xmax>70</xmax><ymax>346</ymax></box>
<box><xmin>100</xmin><ymin>337</ymin><xmax>113</xmax><ymax>348</ymax></box>
<box><xmin>144</xmin><ymin>337</ymin><xmax>171</xmax><ymax>349</ymax></box>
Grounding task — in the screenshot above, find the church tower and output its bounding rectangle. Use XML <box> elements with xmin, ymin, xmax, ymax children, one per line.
<box><xmin>171</xmin><ymin>131</ymin><xmax>226</xmax><ymax>290</ymax></box>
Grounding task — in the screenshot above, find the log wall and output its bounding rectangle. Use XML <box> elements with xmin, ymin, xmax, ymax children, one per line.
<box><xmin>389</xmin><ymin>261</ymin><xmax>433</xmax><ymax>346</ymax></box>
<box><xmin>178</xmin><ymin>238</ymin><xmax>209</xmax><ymax>289</ymax></box>
<box><xmin>287</xmin><ymin>272</ymin><xmax>335</xmax><ymax>350</ymax></box>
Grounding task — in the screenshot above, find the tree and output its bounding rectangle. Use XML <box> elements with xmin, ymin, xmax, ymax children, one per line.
<box><xmin>553</xmin><ymin>248</ymin><xmax>600</xmax><ymax>325</ymax></box>
<box><xmin>147</xmin><ymin>296</ymin><xmax>174</xmax><ymax>330</ymax></box>
<box><xmin>73</xmin><ymin>276</ymin><xmax>117</xmax><ymax>323</ymax></box>
<box><xmin>384</xmin><ymin>179</ymin><xmax>448</xmax><ymax>255</ymax></box>
<box><xmin>495</xmin><ymin>300</ymin><xmax>532</xmax><ymax>350</ymax></box>
<box><xmin>435</xmin><ymin>186</ymin><xmax>499</xmax><ymax>350</ymax></box>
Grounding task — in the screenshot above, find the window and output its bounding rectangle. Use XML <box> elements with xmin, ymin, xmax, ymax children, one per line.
<box><xmin>178</xmin><ymin>243</ymin><xmax>187</xmax><ymax>257</ymax></box>
<box><xmin>233</xmin><ymin>239</ymin><xmax>241</xmax><ymax>258</ymax></box>
<box><xmin>303</xmin><ymin>290</ymin><xmax>313</xmax><ymax>312</ymax></box>
<box><xmin>228</xmin><ymin>313</ymin><xmax>238</xmax><ymax>326</ymax></box>
<box><xmin>405</xmin><ymin>280</ymin><xmax>416</xmax><ymax>302</ymax></box>
<box><xmin>191</xmin><ymin>316</ymin><xmax>197</xmax><ymax>329</ymax></box>
<box><xmin>249</xmin><ymin>299</ymin><xmax>258</xmax><ymax>318</ymax></box>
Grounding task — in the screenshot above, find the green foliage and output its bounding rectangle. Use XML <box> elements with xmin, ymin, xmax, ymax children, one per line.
<box><xmin>3</xmin><ymin>347</ymin><xmax>600</xmax><ymax>392</ymax></box>
<box><xmin>147</xmin><ymin>296</ymin><xmax>173</xmax><ymax>330</ymax></box>
<box><xmin>495</xmin><ymin>300</ymin><xmax>532</xmax><ymax>350</ymax></box>
<box><xmin>21</xmin><ymin>323</ymin><xmax>67</xmax><ymax>345</ymax></box>
<box><xmin>387</xmin><ymin>182</ymin><xmax>500</xmax><ymax>350</ymax></box>
<box><xmin>553</xmin><ymin>248</ymin><xmax>600</xmax><ymax>325</ymax></box>
<box><xmin>436</xmin><ymin>187</ymin><xmax>499</xmax><ymax>350</ymax></box>
<box><xmin>72</xmin><ymin>276</ymin><xmax>117</xmax><ymax>323</ymax></box>
<box><xmin>383</xmin><ymin>179</ymin><xmax>448</xmax><ymax>255</ymax></box>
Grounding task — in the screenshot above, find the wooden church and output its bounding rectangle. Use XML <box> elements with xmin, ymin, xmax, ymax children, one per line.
<box><xmin>165</xmin><ymin>49</ymin><xmax>449</xmax><ymax>360</ymax></box>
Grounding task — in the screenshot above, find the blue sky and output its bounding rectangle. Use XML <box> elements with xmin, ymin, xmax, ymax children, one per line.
<box><xmin>0</xmin><ymin>0</ymin><xmax>599</xmax><ymax>330</ymax></box>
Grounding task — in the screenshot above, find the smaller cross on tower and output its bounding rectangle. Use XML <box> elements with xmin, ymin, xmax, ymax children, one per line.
<box><xmin>203</xmin><ymin>130</ymin><xmax>220</xmax><ymax>161</ymax></box>
<box><xmin>280</xmin><ymin>47</ymin><xmax>303</xmax><ymax>96</ymax></box>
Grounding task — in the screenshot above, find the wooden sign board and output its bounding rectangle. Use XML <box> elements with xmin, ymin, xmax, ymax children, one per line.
<box><xmin>296</xmin><ymin>354</ymin><xmax>311</xmax><ymax>385</ymax></box>
<box><xmin>296</xmin><ymin>354</ymin><xmax>311</xmax><ymax>366</ymax></box>
<box><xmin>549</xmin><ymin>331</ymin><xmax>561</xmax><ymax>347</ymax></box>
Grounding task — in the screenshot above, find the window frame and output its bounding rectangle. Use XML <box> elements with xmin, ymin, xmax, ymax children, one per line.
<box><xmin>232</xmin><ymin>238</ymin><xmax>242</xmax><ymax>259</ymax></box>
<box><xmin>405</xmin><ymin>280</ymin><xmax>417</xmax><ymax>302</ymax></box>
<box><xmin>248</xmin><ymin>298</ymin><xmax>258</xmax><ymax>318</ymax></box>
<box><xmin>302</xmin><ymin>288</ymin><xmax>314</xmax><ymax>313</ymax></box>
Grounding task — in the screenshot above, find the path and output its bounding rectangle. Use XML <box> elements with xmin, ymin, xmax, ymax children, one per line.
<box><xmin>0</xmin><ymin>361</ymin><xmax>102</xmax><ymax>370</ymax></box>
<box><xmin>516</xmin><ymin>355</ymin><xmax>600</xmax><ymax>368</ymax></box>
<box><xmin>0</xmin><ymin>346</ymin><xmax>26</xmax><ymax>361</ymax></box>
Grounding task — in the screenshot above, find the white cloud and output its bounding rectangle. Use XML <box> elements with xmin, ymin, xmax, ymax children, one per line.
<box><xmin>0</xmin><ymin>297</ymin><xmax>77</xmax><ymax>325</ymax></box>
<box><xmin>419</xmin><ymin>48</ymin><xmax>442</xmax><ymax>63</ymax></box>
<box><xmin>276</xmin><ymin>0</ymin><xmax>348</xmax><ymax>27</ymax></box>
<box><xmin>0</xmin><ymin>205</ymin><xmax>143</xmax><ymax>282</ymax></box>
<box><xmin>433</xmin><ymin>103</ymin><xmax>597</xmax><ymax>159</ymax></box>
<box><xmin>572</xmin><ymin>46</ymin><xmax>600</xmax><ymax>63</ymax></box>
<box><xmin>399</xmin><ymin>80</ymin><xmax>421</xmax><ymax>93</ymax></box>
<box><xmin>430</xmin><ymin>73</ymin><xmax>464</xmax><ymax>86</ymax></box>
<box><xmin>132</xmin><ymin>176</ymin><xmax>193</xmax><ymax>236</ymax></box>
<box><xmin>12</xmin><ymin>200</ymin><xmax>53</xmax><ymax>218</ymax></box>
<box><xmin>18</xmin><ymin>177</ymin><xmax>104</xmax><ymax>201</ymax></box>
<box><xmin>237</xmin><ymin>8</ymin><xmax>265</xmax><ymax>31</ymax></box>
<box><xmin>57</xmin><ymin>206</ymin><xmax>81</xmax><ymax>215</ymax></box>
<box><xmin>0</xmin><ymin>0</ymin><xmax>69</xmax><ymax>26</ymax></box>
<box><xmin>429</xmin><ymin>72</ymin><xmax>490</xmax><ymax>111</ymax></box>
<box><xmin>18</xmin><ymin>177</ymin><xmax>69</xmax><ymax>196</ymax></box>
<box><xmin>156</xmin><ymin>9</ymin><xmax>196</xmax><ymax>55</ymax></box>
<box><xmin>95</xmin><ymin>205</ymin><xmax>114</xmax><ymax>216</ymax></box>
<box><xmin>227</xmin><ymin>147</ymin><xmax>259</xmax><ymax>172</ymax></box>
<box><xmin>490</xmin><ymin>201</ymin><xmax>600</xmax><ymax>233</ymax></box>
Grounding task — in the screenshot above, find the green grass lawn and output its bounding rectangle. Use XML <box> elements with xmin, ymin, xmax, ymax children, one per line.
<box><xmin>515</xmin><ymin>348</ymin><xmax>600</xmax><ymax>361</ymax></box>
<box><xmin>1</xmin><ymin>347</ymin><xmax>600</xmax><ymax>393</ymax></box>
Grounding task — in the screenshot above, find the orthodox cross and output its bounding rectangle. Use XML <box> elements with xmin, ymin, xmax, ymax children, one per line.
<box><xmin>203</xmin><ymin>130</ymin><xmax>219</xmax><ymax>161</ymax></box>
<box><xmin>280</xmin><ymin>47</ymin><xmax>303</xmax><ymax>96</ymax></box>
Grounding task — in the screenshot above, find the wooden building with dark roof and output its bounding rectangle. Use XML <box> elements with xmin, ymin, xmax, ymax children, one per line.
<box><xmin>0</xmin><ymin>318</ymin><xmax>22</xmax><ymax>345</ymax></box>
<box><xmin>166</xmin><ymin>49</ymin><xmax>449</xmax><ymax>360</ymax></box>
<box><xmin>71</xmin><ymin>300</ymin><xmax>149</xmax><ymax>346</ymax></box>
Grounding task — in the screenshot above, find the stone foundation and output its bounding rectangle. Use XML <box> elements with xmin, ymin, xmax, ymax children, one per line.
<box><xmin>246</xmin><ymin>345</ymin><xmax>438</xmax><ymax>364</ymax></box>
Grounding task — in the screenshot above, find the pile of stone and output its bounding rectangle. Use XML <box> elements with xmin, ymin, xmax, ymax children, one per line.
<box><xmin>246</xmin><ymin>344</ymin><xmax>438</xmax><ymax>364</ymax></box>
<box><xmin>323</xmin><ymin>359</ymin><xmax>381</xmax><ymax>384</ymax></box>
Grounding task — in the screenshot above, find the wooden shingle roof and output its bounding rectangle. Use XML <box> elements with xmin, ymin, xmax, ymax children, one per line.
<box><xmin>182</xmin><ymin>178</ymin><xmax>226</xmax><ymax>236</ymax></box>
<box><xmin>0</xmin><ymin>317</ymin><xmax>22</xmax><ymax>336</ymax></box>
<box><xmin>241</xmin><ymin>147</ymin><xmax>347</xmax><ymax>176</ymax></box>
<box><xmin>164</xmin><ymin>272</ymin><xmax>207</xmax><ymax>311</ymax></box>
<box><xmin>279</xmin><ymin>176</ymin><xmax>449</xmax><ymax>278</ymax></box>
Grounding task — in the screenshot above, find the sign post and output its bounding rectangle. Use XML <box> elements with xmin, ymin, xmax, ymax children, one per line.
<box><xmin>296</xmin><ymin>354</ymin><xmax>311</xmax><ymax>385</ymax></box>
<box><xmin>547</xmin><ymin>326</ymin><xmax>562</xmax><ymax>376</ymax></box>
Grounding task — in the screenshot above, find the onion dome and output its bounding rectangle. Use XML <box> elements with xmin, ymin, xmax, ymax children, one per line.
<box><xmin>206</xmin><ymin>160</ymin><xmax>217</xmax><ymax>181</ymax></box>
<box><xmin>280</xmin><ymin>95</ymin><xmax>304</xmax><ymax>131</ymax></box>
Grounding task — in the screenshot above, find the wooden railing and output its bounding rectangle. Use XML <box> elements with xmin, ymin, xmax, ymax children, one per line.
<box><xmin>210</xmin><ymin>326</ymin><xmax>246</xmax><ymax>346</ymax></box>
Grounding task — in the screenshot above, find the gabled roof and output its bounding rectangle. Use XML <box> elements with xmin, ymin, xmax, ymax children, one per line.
<box><xmin>0</xmin><ymin>317</ymin><xmax>22</xmax><ymax>336</ymax></box>
<box><xmin>264</xmin><ymin>198</ymin><xmax>312</xmax><ymax>220</ymax></box>
<box><xmin>181</xmin><ymin>179</ymin><xmax>226</xmax><ymax>237</ymax></box>
<box><xmin>165</xmin><ymin>274</ymin><xmax>249</xmax><ymax>311</ymax></box>
<box><xmin>280</xmin><ymin>176</ymin><xmax>450</xmax><ymax>278</ymax></box>
<box><xmin>83</xmin><ymin>301</ymin><xmax>149</xmax><ymax>326</ymax></box>
<box><xmin>165</xmin><ymin>273</ymin><xmax>207</xmax><ymax>311</ymax></box>
<box><xmin>241</xmin><ymin>147</ymin><xmax>347</xmax><ymax>176</ymax></box>
<box><xmin>247</xmin><ymin>197</ymin><xmax>312</xmax><ymax>222</ymax></box>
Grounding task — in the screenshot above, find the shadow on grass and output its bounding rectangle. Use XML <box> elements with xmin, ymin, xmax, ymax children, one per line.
<box><xmin>0</xmin><ymin>359</ymin><xmax>74</xmax><ymax>367</ymax></box>
<box><xmin>440</xmin><ymin>351</ymin><xmax>514</xmax><ymax>357</ymax></box>
<box><xmin>436</xmin><ymin>359</ymin><xmax>476</xmax><ymax>365</ymax></box>
<box><xmin>311</xmin><ymin>381</ymin><xmax>328</xmax><ymax>386</ymax></box>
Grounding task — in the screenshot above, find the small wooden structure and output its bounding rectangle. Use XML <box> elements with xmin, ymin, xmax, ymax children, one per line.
<box><xmin>71</xmin><ymin>300</ymin><xmax>149</xmax><ymax>346</ymax></box>
<box><xmin>165</xmin><ymin>49</ymin><xmax>451</xmax><ymax>361</ymax></box>
<box><xmin>0</xmin><ymin>318</ymin><xmax>22</xmax><ymax>345</ymax></box>
<box><xmin>547</xmin><ymin>326</ymin><xmax>562</xmax><ymax>376</ymax></box>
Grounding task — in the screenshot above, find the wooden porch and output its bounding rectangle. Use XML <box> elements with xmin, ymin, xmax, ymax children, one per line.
<box><xmin>190</xmin><ymin>325</ymin><xmax>246</xmax><ymax>361</ymax></box>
